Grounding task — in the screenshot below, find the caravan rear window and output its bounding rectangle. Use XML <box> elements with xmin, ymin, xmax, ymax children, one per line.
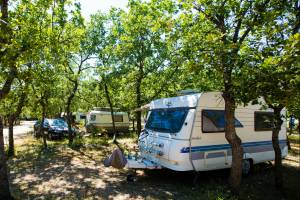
<box><xmin>145</xmin><ymin>108</ymin><xmax>189</xmax><ymax>133</ymax></box>
<box><xmin>202</xmin><ymin>110</ymin><xmax>243</xmax><ymax>133</ymax></box>
<box><xmin>254</xmin><ymin>112</ymin><xmax>274</xmax><ymax>131</ymax></box>
<box><xmin>80</xmin><ymin>115</ymin><xmax>86</xmax><ymax>119</ymax></box>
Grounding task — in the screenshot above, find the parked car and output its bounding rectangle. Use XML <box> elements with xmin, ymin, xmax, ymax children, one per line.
<box><xmin>33</xmin><ymin>118</ymin><xmax>75</xmax><ymax>139</ymax></box>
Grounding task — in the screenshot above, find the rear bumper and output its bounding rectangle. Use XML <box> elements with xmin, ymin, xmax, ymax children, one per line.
<box><xmin>125</xmin><ymin>156</ymin><xmax>161</xmax><ymax>169</ymax></box>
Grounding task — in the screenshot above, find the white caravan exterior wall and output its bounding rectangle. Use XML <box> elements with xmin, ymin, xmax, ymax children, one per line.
<box><xmin>138</xmin><ymin>92</ymin><xmax>288</xmax><ymax>171</ymax></box>
<box><xmin>86</xmin><ymin>110</ymin><xmax>130</xmax><ymax>133</ymax></box>
<box><xmin>74</xmin><ymin>112</ymin><xmax>87</xmax><ymax>124</ymax></box>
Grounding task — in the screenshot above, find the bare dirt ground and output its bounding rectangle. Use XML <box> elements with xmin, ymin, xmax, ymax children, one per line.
<box><xmin>8</xmin><ymin>134</ymin><xmax>300</xmax><ymax>200</ymax></box>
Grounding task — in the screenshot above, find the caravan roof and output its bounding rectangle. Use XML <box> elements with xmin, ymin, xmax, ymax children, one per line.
<box><xmin>150</xmin><ymin>93</ymin><xmax>201</xmax><ymax>110</ymax></box>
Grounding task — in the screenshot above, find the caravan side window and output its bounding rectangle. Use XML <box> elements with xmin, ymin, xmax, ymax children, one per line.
<box><xmin>90</xmin><ymin>115</ymin><xmax>96</xmax><ymax>121</ymax></box>
<box><xmin>202</xmin><ymin>110</ymin><xmax>243</xmax><ymax>133</ymax></box>
<box><xmin>114</xmin><ymin>115</ymin><xmax>123</xmax><ymax>122</ymax></box>
<box><xmin>254</xmin><ymin>112</ymin><xmax>274</xmax><ymax>131</ymax></box>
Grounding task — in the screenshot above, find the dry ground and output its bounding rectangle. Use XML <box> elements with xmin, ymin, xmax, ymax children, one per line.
<box><xmin>7</xmin><ymin>133</ymin><xmax>300</xmax><ymax>200</ymax></box>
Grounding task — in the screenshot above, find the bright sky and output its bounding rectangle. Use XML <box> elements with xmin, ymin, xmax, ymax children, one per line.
<box><xmin>79</xmin><ymin>0</ymin><xmax>128</xmax><ymax>19</ymax></box>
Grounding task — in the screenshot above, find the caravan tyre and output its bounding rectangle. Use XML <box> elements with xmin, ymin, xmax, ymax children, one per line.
<box><xmin>242</xmin><ymin>159</ymin><xmax>252</xmax><ymax>175</ymax></box>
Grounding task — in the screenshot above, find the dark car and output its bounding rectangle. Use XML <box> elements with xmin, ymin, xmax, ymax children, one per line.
<box><xmin>33</xmin><ymin>118</ymin><xmax>75</xmax><ymax>139</ymax></box>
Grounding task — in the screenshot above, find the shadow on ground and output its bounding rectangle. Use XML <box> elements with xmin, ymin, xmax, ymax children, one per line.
<box><xmin>8</xmin><ymin>136</ymin><xmax>300</xmax><ymax>200</ymax></box>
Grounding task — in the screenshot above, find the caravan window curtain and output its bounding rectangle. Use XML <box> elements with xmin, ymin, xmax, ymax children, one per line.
<box><xmin>146</xmin><ymin>108</ymin><xmax>189</xmax><ymax>133</ymax></box>
<box><xmin>254</xmin><ymin>112</ymin><xmax>274</xmax><ymax>131</ymax></box>
<box><xmin>202</xmin><ymin>110</ymin><xmax>243</xmax><ymax>133</ymax></box>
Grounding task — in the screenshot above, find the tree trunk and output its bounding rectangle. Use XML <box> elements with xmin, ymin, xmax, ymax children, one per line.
<box><xmin>41</xmin><ymin>107</ymin><xmax>47</xmax><ymax>149</ymax></box>
<box><xmin>66</xmin><ymin>112</ymin><xmax>73</xmax><ymax>145</ymax></box>
<box><xmin>136</xmin><ymin>67</ymin><xmax>143</xmax><ymax>135</ymax></box>
<box><xmin>104</xmin><ymin>82</ymin><xmax>116</xmax><ymax>139</ymax></box>
<box><xmin>223</xmin><ymin>91</ymin><xmax>243</xmax><ymax>193</ymax></box>
<box><xmin>7</xmin><ymin>116</ymin><xmax>14</xmax><ymax>157</ymax></box>
<box><xmin>0</xmin><ymin>116</ymin><xmax>13</xmax><ymax>200</ymax></box>
<box><xmin>286</xmin><ymin>135</ymin><xmax>291</xmax><ymax>150</ymax></box>
<box><xmin>132</xmin><ymin>118</ymin><xmax>135</xmax><ymax>132</ymax></box>
<box><xmin>66</xmin><ymin>81</ymin><xmax>78</xmax><ymax>145</ymax></box>
<box><xmin>272</xmin><ymin>107</ymin><xmax>284</xmax><ymax>191</ymax></box>
<box><xmin>7</xmin><ymin>90</ymin><xmax>26</xmax><ymax>157</ymax></box>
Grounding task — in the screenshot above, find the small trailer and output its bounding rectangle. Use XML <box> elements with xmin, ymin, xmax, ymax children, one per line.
<box><xmin>86</xmin><ymin>107</ymin><xmax>130</xmax><ymax>134</ymax></box>
<box><xmin>126</xmin><ymin>92</ymin><xmax>288</xmax><ymax>174</ymax></box>
<box><xmin>74</xmin><ymin>112</ymin><xmax>87</xmax><ymax>124</ymax></box>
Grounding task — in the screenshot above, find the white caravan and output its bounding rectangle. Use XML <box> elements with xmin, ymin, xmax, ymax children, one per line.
<box><xmin>74</xmin><ymin>112</ymin><xmax>87</xmax><ymax>124</ymax></box>
<box><xmin>126</xmin><ymin>92</ymin><xmax>288</xmax><ymax>173</ymax></box>
<box><xmin>86</xmin><ymin>107</ymin><xmax>130</xmax><ymax>133</ymax></box>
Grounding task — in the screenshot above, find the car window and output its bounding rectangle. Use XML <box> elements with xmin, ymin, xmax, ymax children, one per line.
<box><xmin>51</xmin><ymin>119</ymin><xmax>68</xmax><ymax>127</ymax></box>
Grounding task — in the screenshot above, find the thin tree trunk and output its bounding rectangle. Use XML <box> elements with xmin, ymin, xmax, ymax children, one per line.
<box><xmin>0</xmin><ymin>116</ymin><xmax>13</xmax><ymax>199</ymax></box>
<box><xmin>132</xmin><ymin>118</ymin><xmax>135</xmax><ymax>132</ymax></box>
<box><xmin>104</xmin><ymin>81</ymin><xmax>116</xmax><ymax>138</ymax></box>
<box><xmin>7</xmin><ymin>116</ymin><xmax>14</xmax><ymax>157</ymax></box>
<box><xmin>272</xmin><ymin>107</ymin><xmax>284</xmax><ymax>191</ymax></box>
<box><xmin>41</xmin><ymin>106</ymin><xmax>47</xmax><ymax>149</ymax></box>
<box><xmin>7</xmin><ymin>90</ymin><xmax>26</xmax><ymax>157</ymax></box>
<box><xmin>66</xmin><ymin>81</ymin><xmax>78</xmax><ymax>145</ymax></box>
<box><xmin>223</xmin><ymin>91</ymin><xmax>243</xmax><ymax>193</ymax></box>
<box><xmin>286</xmin><ymin>135</ymin><xmax>291</xmax><ymax>150</ymax></box>
<box><xmin>66</xmin><ymin>112</ymin><xmax>73</xmax><ymax>144</ymax></box>
<box><xmin>136</xmin><ymin>65</ymin><xmax>143</xmax><ymax>135</ymax></box>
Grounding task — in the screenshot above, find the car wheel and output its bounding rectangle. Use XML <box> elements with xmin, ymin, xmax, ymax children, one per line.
<box><xmin>242</xmin><ymin>159</ymin><xmax>252</xmax><ymax>175</ymax></box>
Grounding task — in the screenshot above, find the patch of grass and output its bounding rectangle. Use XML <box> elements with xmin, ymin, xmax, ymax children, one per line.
<box><xmin>289</xmin><ymin>134</ymin><xmax>300</xmax><ymax>145</ymax></box>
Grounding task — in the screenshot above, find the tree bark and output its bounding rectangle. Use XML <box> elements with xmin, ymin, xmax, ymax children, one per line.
<box><xmin>66</xmin><ymin>80</ymin><xmax>78</xmax><ymax>145</ymax></box>
<box><xmin>272</xmin><ymin>106</ymin><xmax>284</xmax><ymax>191</ymax></box>
<box><xmin>135</xmin><ymin>63</ymin><xmax>143</xmax><ymax>135</ymax></box>
<box><xmin>223</xmin><ymin>91</ymin><xmax>243</xmax><ymax>193</ymax></box>
<box><xmin>132</xmin><ymin>118</ymin><xmax>135</xmax><ymax>132</ymax></box>
<box><xmin>41</xmin><ymin>105</ymin><xmax>47</xmax><ymax>149</ymax></box>
<box><xmin>104</xmin><ymin>81</ymin><xmax>116</xmax><ymax>138</ymax></box>
<box><xmin>286</xmin><ymin>135</ymin><xmax>291</xmax><ymax>150</ymax></box>
<box><xmin>7</xmin><ymin>116</ymin><xmax>14</xmax><ymax>157</ymax></box>
<box><xmin>0</xmin><ymin>116</ymin><xmax>13</xmax><ymax>200</ymax></box>
<box><xmin>0</xmin><ymin>1</ymin><xmax>14</xmax><ymax>198</ymax></box>
<box><xmin>7</xmin><ymin>89</ymin><xmax>26</xmax><ymax>157</ymax></box>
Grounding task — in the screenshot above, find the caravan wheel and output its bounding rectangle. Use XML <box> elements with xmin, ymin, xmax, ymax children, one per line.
<box><xmin>242</xmin><ymin>159</ymin><xmax>252</xmax><ymax>175</ymax></box>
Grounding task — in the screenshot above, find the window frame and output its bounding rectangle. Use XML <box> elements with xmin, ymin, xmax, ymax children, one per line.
<box><xmin>201</xmin><ymin>109</ymin><xmax>243</xmax><ymax>133</ymax></box>
<box><xmin>254</xmin><ymin>111</ymin><xmax>274</xmax><ymax>131</ymax></box>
